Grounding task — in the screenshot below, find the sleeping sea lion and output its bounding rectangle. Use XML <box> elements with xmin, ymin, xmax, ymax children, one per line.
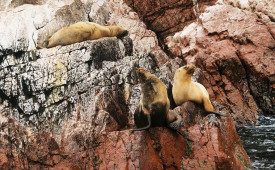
<box><xmin>47</xmin><ymin>22</ymin><xmax>128</xmax><ymax>48</ymax></box>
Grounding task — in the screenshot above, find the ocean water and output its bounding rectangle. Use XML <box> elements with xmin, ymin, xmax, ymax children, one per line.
<box><xmin>237</xmin><ymin>115</ymin><xmax>275</xmax><ymax>169</ymax></box>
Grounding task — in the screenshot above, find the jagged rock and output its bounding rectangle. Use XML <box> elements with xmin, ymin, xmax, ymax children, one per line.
<box><xmin>124</xmin><ymin>0</ymin><xmax>217</xmax><ymax>41</ymax></box>
<box><xmin>166</xmin><ymin>4</ymin><xmax>274</xmax><ymax>124</ymax></box>
<box><xmin>0</xmin><ymin>0</ymin><xmax>262</xmax><ymax>169</ymax></box>
<box><xmin>0</xmin><ymin>37</ymin><xmax>134</xmax><ymax>130</ymax></box>
<box><xmin>0</xmin><ymin>101</ymin><xmax>251</xmax><ymax>169</ymax></box>
<box><xmin>108</xmin><ymin>1</ymin><xmax>170</xmax><ymax>66</ymax></box>
<box><xmin>224</xmin><ymin>0</ymin><xmax>275</xmax><ymax>21</ymax></box>
<box><xmin>0</xmin><ymin>0</ymin><xmax>91</xmax><ymax>51</ymax></box>
<box><xmin>180</xmin><ymin>104</ymin><xmax>251</xmax><ymax>170</ymax></box>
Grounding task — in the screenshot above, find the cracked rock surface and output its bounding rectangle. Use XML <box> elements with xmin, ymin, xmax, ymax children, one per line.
<box><xmin>0</xmin><ymin>37</ymin><xmax>133</xmax><ymax>130</ymax></box>
<box><xmin>166</xmin><ymin>3</ymin><xmax>274</xmax><ymax>124</ymax></box>
<box><xmin>130</xmin><ymin>0</ymin><xmax>274</xmax><ymax>124</ymax></box>
<box><xmin>1</xmin><ymin>0</ymin><xmax>273</xmax><ymax>169</ymax></box>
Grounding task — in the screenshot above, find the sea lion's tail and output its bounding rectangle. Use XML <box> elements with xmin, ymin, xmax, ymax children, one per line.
<box><xmin>208</xmin><ymin>111</ymin><xmax>228</xmax><ymax>117</ymax></box>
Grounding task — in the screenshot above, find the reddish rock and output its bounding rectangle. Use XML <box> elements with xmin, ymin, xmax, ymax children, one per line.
<box><xmin>180</xmin><ymin>103</ymin><xmax>250</xmax><ymax>170</ymax></box>
<box><xmin>0</xmin><ymin>104</ymin><xmax>250</xmax><ymax>169</ymax></box>
<box><xmin>108</xmin><ymin>1</ymin><xmax>170</xmax><ymax>66</ymax></box>
<box><xmin>1</xmin><ymin>0</ymin><xmax>265</xmax><ymax>169</ymax></box>
<box><xmin>53</xmin><ymin>155</ymin><xmax>61</xmax><ymax>164</ymax></box>
<box><xmin>84</xmin><ymin>102</ymin><xmax>250</xmax><ymax>169</ymax></box>
<box><xmin>166</xmin><ymin>4</ymin><xmax>274</xmax><ymax>124</ymax></box>
<box><xmin>0</xmin><ymin>151</ymin><xmax>8</xmax><ymax>168</ymax></box>
<box><xmin>89</xmin><ymin>128</ymin><xmax>187</xmax><ymax>169</ymax></box>
<box><xmin>124</xmin><ymin>0</ymin><xmax>218</xmax><ymax>41</ymax></box>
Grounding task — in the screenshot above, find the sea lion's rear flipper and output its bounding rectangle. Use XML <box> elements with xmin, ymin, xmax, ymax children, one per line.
<box><xmin>167</xmin><ymin>110</ymin><xmax>182</xmax><ymax>130</ymax></box>
<box><xmin>208</xmin><ymin>111</ymin><xmax>228</xmax><ymax>117</ymax></box>
<box><xmin>133</xmin><ymin>114</ymin><xmax>151</xmax><ymax>131</ymax></box>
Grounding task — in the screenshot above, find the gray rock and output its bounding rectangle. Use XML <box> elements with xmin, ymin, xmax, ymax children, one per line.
<box><xmin>0</xmin><ymin>37</ymin><xmax>139</xmax><ymax>131</ymax></box>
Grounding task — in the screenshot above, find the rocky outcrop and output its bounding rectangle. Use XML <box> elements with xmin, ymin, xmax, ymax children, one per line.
<box><xmin>128</xmin><ymin>0</ymin><xmax>274</xmax><ymax>124</ymax></box>
<box><xmin>166</xmin><ymin>4</ymin><xmax>274</xmax><ymax>124</ymax></box>
<box><xmin>2</xmin><ymin>0</ymin><xmax>273</xmax><ymax>169</ymax></box>
<box><xmin>107</xmin><ymin>0</ymin><xmax>170</xmax><ymax>66</ymax></box>
<box><xmin>91</xmin><ymin>103</ymin><xmax>251</xmax><ymax>170</ymax></box>
<box><xmin>124</xmin><ymin>0</ymin><xmax>217</xmax><ymax>42</ymax></box>
<box><xmin>0</xmin><ymin>37</ymin><xmax>134</xmax><ymax>130</ymax></box>
<box><xmin>0</xmin><ymin>101</ymin><xmax>251</xmax><ymax>169</ymax></box>
<box><xmin>0</xmin><ymin>49</ymin><xmax>251</xmax><ymax>169</ymax></box>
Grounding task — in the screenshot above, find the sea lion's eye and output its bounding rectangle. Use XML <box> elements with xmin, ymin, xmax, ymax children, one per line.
<box><xmin>183</xmin><ymin>66</ymin><xmax>188</xmax><ymax>69</ymax></box>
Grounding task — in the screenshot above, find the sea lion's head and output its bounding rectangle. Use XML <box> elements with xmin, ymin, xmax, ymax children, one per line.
<box><xmin>108</xmin><ymin>25</ymin><xmax>128</xmax><ymax>38</ymax></box>
<box><xmin>185</xmin><ymin>64</ymin><xmax>196</xmax><ymax>75</ymax></box>
<box><xmin>136</xmin><ymin>68</ymin><xmax>152</xmax><ymax>83</ymax></box>
<box><xmin>117</xmin><ymin>29</ymin><xmax>128</xmax><ymax>39</ymax></box>
<box><xmin>174</xmin><ymin>64</ymin><xmax>196</xmax><ymax>80</ymax></box>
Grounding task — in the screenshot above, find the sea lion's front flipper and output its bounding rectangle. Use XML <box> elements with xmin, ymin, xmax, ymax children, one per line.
<box><xmin>167</xmin><ymin>110</ymin><xmax>182</xmax><ymax>130</ymax></box>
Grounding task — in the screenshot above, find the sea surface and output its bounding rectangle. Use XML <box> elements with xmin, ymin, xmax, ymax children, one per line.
<box><xmin>237</xmin><ymin>115</ymin><xmax>275</xmax><ymax>169</ymax></box>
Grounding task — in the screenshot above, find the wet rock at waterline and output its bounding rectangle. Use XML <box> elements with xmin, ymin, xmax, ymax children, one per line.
<box><xmin>238</xmin><ymin>115</ymin><xmax>275</xmax><ymax>169</ymax></box>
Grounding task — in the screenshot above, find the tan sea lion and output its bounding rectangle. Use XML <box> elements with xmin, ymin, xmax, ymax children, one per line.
<box><xmin>47</xmin><ymin>22</ymin><xmax>128</xmax><ymax>48</ymax></box>
<box><xmin>134</xmin><ymin>68</ymin><xmax>183</xmax><ymax>131</ymax></box>
<box><xmin>172</xmin><ymin>64</ymin><xmax>227</xmax><ymax>117</ymax></box>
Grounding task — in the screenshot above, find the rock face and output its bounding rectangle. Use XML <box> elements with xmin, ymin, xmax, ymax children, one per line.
<box><xmin>129</xmin><ymin>0</ymin><xmax>274</xmax><ymax>124</ymax></box>
<box><xmin>0</xmin><ymin>37</ymin><xmax>133</xmax><ymax>130</ymax></box>
<box><xmin>91</xmin><ymin>103</ymin><xmax>250</xmax><ymax>170</ymax></box>
<box><xmin>166</xmin><ymin>4</ymin><xmax>274</xmax><ymax>124</ymax></box>
<box><xmin>124</xmin><ymin>0</ymin><xmax>217</xmax><ymax>42</ymax></box>
<box><xmin>1</xmin><ymin>0</ymin><xmax>273</xmax><ymax>169</ymax></box>
<box><xmin>0</xmin><ymin>102</ymin><xmax>251</xmax><ymax>169</ymax></box>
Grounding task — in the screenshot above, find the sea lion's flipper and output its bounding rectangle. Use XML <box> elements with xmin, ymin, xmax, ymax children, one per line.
<box><xmin>169</xmin><ymin>122</ymin><xmax>180</xmax><ymax>130</ymax></box>
<box><xmin>208</xmin><ymin>111</ymin><xmax>228</xmax><ymax>117</ymax></box>
<box><xmin>167</xmin><ymin>110</ymin><xmax>182</xmax><ymax>130</ymax></box>
<box><xmin>133</xmin><ymin>114</ymin><xmax>151</xmax><ymax>131</ymax></box>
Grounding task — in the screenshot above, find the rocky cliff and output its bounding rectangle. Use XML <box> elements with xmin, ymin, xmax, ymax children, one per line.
<box><xmin>0</xmin><ymin>0</ymin><xmax>273</xmax><ymax>169</ymax></box>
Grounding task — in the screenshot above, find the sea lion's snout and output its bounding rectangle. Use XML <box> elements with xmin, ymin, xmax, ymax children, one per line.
<box><xmin>136</xmin><ymin>68</ymin><xmax>145</xmax><ymax>81</ymax></box>
<box><xmin>187</xmin><ymin>64</ymin><xmax>196</xmax><ymax>74</ymax></box>
<box><xmin>136</xmin><ymin>68</ymin><xmax>151</xmax><ymax>83</ymax></box>
<box><xmin>136</xmin><ymin>68</ymin><xmax>143</xmax><ymax>75</ymax></box>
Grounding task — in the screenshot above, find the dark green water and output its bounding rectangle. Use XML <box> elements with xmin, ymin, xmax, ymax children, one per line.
<box><xmin>237</xmin><ymin>115</ymin><xmax>275</xmax><ymax>169</ymax></box>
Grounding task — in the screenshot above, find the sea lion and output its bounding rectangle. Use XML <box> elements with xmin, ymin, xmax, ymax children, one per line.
<box><xmin>172</xmin><ymin>64</ymin><xmax>227</xmax><ymax>117</ymax></box>
<box><xmin>47</xmin><ymin>22</ymin><xmax>128</xmax><ymax>48</ymax></box>
<box><xmin>134</xmin><ymin>68</ymin><xmax>183</xmax><ymax>131</ymax></box>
